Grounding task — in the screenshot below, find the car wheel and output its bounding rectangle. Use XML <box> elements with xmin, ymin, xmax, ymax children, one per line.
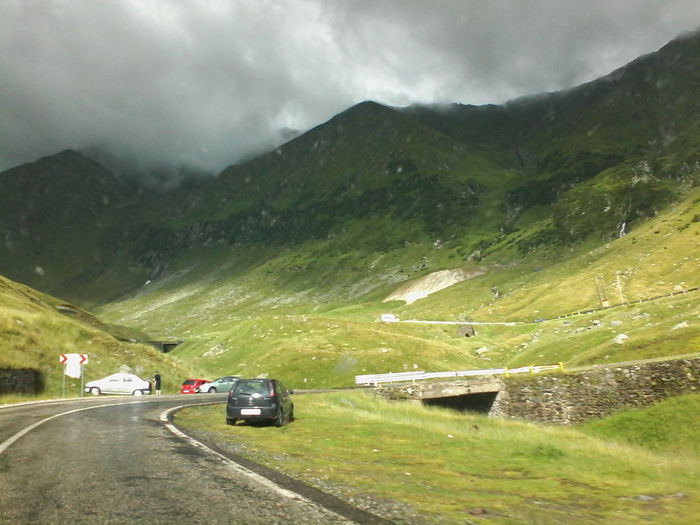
<box><xmin>132</xmin><ymin>389</ymin><xmax>143</xmax><ymax>396</ymax></box>
<box><xmin>226</xmin><ymin>417</ymin><xmax>237</xmax><ymax>426</ymax></box>
<box><xmin>274</xmin><ymin>409</ymin><xmax>285</xmax><ymax>427</ymax></box>
<box><xmin>89</xmin><ymin>387</ymin><xmax>100</xmax><ymax>396</ymax></box>
<box><xmin>209</xmin><ymin>387</ymin><xmax>217</xmax><ymax>393</ymax></box>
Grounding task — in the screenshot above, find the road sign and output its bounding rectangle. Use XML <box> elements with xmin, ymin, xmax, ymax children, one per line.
<box><xmin>59</xmin><ymin>353</ymin><xmax>88</xmax><ymax>365</ymax></box>
<box><xmin>59</xmin><ymin>353</ymin><xmax>89</xmax><ymax>379</ymax></box>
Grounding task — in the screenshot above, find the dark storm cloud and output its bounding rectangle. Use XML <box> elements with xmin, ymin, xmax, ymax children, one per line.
<box><xmin>1</xmin><ymin>0</ymin><xmax>699</xmax><ymax>177</ymax></box>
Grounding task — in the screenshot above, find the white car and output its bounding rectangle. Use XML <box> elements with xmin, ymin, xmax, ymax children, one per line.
<box><xmin>84</xmin><ymin>373</ymin><xmax>151</xmax><ymax>396</ymax></box>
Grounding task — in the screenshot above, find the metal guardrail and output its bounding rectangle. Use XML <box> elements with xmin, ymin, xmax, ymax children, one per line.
<box><xmin>355</xmin><ymin>363</ymin><xmax>564</xmax><ymax>386</ymax></box>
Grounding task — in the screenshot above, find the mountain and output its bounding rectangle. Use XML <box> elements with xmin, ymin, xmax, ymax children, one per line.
<box><xmin>407</xmin><ymin>29</ymin><xmax>700</xmax><ymax>238</ymax></box>
<box><xmin>5</xmin><ymin>32</ymin><xmax>697</xmax><ymax>300</ymax></box>
<box><xmin>0</xmin><ymin>150</ymin><xmax>161</xmax><ymax>301</ymax></box>
<box><xmin>0</xmin><ymin>31</ymin><xmax>698</xmax><ymax>388</ymax></box>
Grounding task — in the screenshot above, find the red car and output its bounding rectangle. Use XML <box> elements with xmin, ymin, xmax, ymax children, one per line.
<box><xmin>179</xmin><ymin>378</ymin><xmax>210</xmax><ymax>394</ymax></box>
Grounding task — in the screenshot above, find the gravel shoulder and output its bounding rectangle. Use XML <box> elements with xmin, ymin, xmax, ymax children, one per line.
<box><xmin>176</xmin><ymin>425</ymin><xmax>432</xmax><ymax>525</ymax></box>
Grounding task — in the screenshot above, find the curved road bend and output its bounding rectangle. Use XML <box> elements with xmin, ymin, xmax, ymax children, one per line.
<box><xmin>0</xmin><ymin>396</ymin><xmax>374</xmax><ymax>524</ymax></box>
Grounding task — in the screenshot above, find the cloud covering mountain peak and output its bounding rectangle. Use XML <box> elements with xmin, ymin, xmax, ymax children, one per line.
<box><xmin>2</xmin><ymin>0</ymin><xmax>699</xmax><ymax>179</ymax></box>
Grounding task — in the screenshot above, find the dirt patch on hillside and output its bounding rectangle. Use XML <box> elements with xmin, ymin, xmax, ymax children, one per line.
<box><xmin>383</xmin><ymin>267</ymin><xmax>486</xmax><ymax>304</ymax></box>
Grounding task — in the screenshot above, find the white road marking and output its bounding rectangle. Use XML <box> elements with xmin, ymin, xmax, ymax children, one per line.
<box><xmin>1</xmin><ymin>400</ymin><xmax>352</xmax><ymax>522</ymax></box>
<box><xmin>0</xmin><ymin>402</ymin><xmax>125</xmax><ymax>455</ymax></box>
<box><xmin>160</xmin><ymin>405</ymin><xmax>318</xmax><ymax>502</ymax></box>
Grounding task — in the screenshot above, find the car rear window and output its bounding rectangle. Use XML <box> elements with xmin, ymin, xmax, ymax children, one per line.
<box><xmin>233</xmin><ymin>380</ymin><xmax>271</xmax><ymax>395</ymax></box>
<box><xmin>182</xmin><ymin>380</ymin><xmax>196</xmax><ymax>385</ymax></box>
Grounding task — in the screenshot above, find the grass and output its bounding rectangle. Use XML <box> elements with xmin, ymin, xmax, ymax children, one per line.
<box><xmin>175</xmin><ymin>391</ymin><xmax>700</xmax><ymax>524</ymax></box>
<box><xmin>582</xmin><ymin>394</ymin><xmax>700</xmax><ymax>456</ymax></box>
<box><xmin>88</xmin><ymin>186</ymin><xmax>698</xmax><ymax>393</ymax></box>
<box><xmin>0</xmin><ymin>274</ymin><xmax>197</xmax><ymax>398</ymax></box>
<box><xmin>4</xmin><ymin>186</ymin><xmax>698</xmax><ymax>399</ymax></box>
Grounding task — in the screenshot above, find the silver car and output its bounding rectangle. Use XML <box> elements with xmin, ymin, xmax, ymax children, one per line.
<box><xmin>197</xmin><ymin>375</ymin><xmax>239</xmax><ymax>393</ymax></box>
<box><xmin>84</xmin><ymin>373</ymin><xmax>151</xmax><ymax>396</ymax></box>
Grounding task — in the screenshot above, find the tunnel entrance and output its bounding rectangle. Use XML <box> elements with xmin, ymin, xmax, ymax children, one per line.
<box><xmin>147</xmin><ymin>340</ymin><xmax>183</xmax><ymax>353</ymax></box>
<box><xmin>422</xmin><ymin>391</ymin><xmax>499</xmax><ymax>414</ymax></box>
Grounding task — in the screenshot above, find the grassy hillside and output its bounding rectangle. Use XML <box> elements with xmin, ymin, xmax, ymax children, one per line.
<box><xmin>582</xmin><ymin>393</ymin><xmax>700</xmax><ymax>456</ymax></box>
<box><xmin>94</xmin><ymin>186</ymin><xmax>699</xmax><ymax>388</ymax></box>
<box><xmin>0</xmin><ymin>274</ymin><xmax>194</xmax><ymax>398</ymax></box>
<box><xmin>176</xmin><ymin>391</ymin><xmax>700</xmax><ymax>524</ymax></box>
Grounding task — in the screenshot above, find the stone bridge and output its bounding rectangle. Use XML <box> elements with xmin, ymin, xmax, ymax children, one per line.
<box><xmin>376</xmin><ymin>354</ymin><xmax>700</xmax><ymax>425</ymax></box>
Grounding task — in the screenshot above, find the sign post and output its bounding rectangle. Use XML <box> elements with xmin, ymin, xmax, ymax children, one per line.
<box><xmin>59</xmin><ymin>354</ymin><xmax>89</xmax><ymax>397</ymax></box>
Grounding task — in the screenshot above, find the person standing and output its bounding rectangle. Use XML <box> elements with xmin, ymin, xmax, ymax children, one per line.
<box><xmin>153</xmin><ymin>372</ymin><xmax>162</xmax><ymax>395</ymax></box>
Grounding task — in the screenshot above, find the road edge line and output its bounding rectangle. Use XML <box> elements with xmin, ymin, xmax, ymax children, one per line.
<box><xmin>159</xmin><ymin>405</ymin><xmax>318</xmax><ymax>502</ymax></box>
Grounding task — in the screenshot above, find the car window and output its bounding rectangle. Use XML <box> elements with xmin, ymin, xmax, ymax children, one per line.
<box><xmin>234</xmin><ymin>380</ymin><xmax>271</xmax><ymax>395</ymax></box>
<box><xmin>183</xmin><ymin>380</ymin><xmax>196</xmax><ymax>385</ymax></box>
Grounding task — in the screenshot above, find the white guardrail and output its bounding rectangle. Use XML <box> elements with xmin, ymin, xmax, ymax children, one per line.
<box><xmin>355</xmin><ymin>363</ymin><xmax>564</xmax><ymax>386</ymax></box>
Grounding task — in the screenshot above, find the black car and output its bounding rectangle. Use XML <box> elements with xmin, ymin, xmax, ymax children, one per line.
<box><xmin>226</xmin><ymin>378</ymin><xmax>294</xmax><ymax>427</ymax></box>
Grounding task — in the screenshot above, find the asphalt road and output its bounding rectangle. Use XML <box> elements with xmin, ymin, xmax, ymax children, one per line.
<box><xmin>0</xmin><ymin>395</ymin><xmax>377</xmax><ymax>525</ymax></box>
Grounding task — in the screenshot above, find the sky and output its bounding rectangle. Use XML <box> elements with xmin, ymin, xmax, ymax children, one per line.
<box><xmin>2</xmin><ymin>0</ymin><xmax>700</xmax><ymax>182</ymax></box>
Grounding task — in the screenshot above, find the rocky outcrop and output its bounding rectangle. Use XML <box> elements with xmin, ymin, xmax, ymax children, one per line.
<box><xmin>383</xmin><ymin>267</ymin><xmax>486</xmax><ymax>304</ymax></box>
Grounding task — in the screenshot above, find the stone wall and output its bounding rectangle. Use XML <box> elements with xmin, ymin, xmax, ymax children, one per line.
<box><xmin>0</xmin><ymin>368</ymin><xmax>43</xmax><ymax>395</ymax></box>
<box><xmin>496</xmin><ymin>356</ymin><xmax>700</xmax><ymax>424</ymax></box>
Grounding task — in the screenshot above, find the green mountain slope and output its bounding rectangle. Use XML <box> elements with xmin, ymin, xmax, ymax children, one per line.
<box><xmin>0</xmin><ymin>150</ymin><xmax>166</xmax><ymax>302</ymax></box>
<box><xmin>93</xmin><ymin>186</ymin><xmax>698</xmax><ymax>387</ymax></box>
<box><xmin>408</xmin><ymin>30</ymin><xmax>700</xmax><ymax>239</ymax></box>
<box><xmin>0</xmin><ymin>30</ymin><xmax>698</xmax><ymax>389</ymax></box>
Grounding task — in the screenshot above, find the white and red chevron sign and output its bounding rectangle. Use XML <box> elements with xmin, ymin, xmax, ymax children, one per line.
<box><xmin>59</xmin><ymin>353</ymin><xmax>89</xmax><ymax>378</ymax></box>
<box><xmin>59</xmin><ymin>353</ymin><xmax>88</xmax><ymax>365</ymax></box>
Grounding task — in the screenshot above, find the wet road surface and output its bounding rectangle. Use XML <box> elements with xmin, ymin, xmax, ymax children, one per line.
<box><xmin>0</xmin><ymin>396</ymin><xmax>363</xmax><ymax>524</ymax></box>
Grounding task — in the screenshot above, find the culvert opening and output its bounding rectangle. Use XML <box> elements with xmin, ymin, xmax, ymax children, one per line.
<box><xmin>422</xmin><ymin>391</ymin><xmax>499</xmax><ymax>414</ymax></box>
